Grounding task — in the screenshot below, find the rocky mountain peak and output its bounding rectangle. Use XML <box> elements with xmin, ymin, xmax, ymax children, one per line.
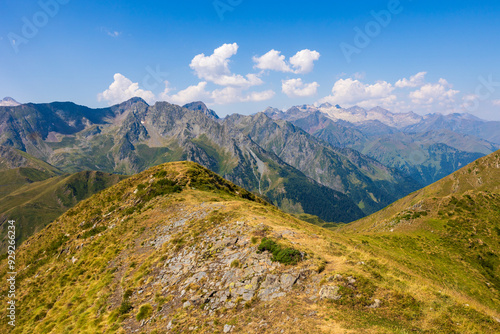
<box><xmin>183</xmin><ymin>101</ymin><xmax>219</xmax><ymax>120</ymax></box>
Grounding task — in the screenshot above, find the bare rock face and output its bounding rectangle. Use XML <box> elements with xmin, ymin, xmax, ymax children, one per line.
<box><xmin>319</xmin><ymin>285</ymin><xmax>342</xmax><ymax>301</ymax></box>
<box><xmin>145</xmin><ymin>204</ymin><xmax>309</xmax><ymax>312</ymax></box>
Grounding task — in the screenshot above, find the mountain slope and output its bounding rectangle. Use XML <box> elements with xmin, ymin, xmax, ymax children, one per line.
<box><xmin>0</xmin><ymin>170</ymin><xmax>126</xmax><ymax>253</ymax></box>
<box><xmin>225</xmin><ymin>112</ymin><xmax>419</xmax><ymax>215</ymax></box>
<box><xmin>353</xmin><ymin>136</ymin><xmax>488</xmax><ymax>186</ymax></box>
<box><xmin>0</xmin><ymin>146</ymin><xmax>64</xmax><ymax>200</ymax></box>
<box><xmin>339</xmin><ymin>150</ymin><xmax>500</xmax><ymax>318</ymax></box>
<box><xmin>404</xmin><ymin>113</ymin><xmax>500</xmax><ymax>145</ymax></box>
<box><xmin>1</xmin><ymin>161</ymin><xmax>498</xmax><ymax>333</ymax></box>
<box><xmin>0</xmin><ymin>145</ymin><xmax>62</xmax><ymax>175</ymax></box>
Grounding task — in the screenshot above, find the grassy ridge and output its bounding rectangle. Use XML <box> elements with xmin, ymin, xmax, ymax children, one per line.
<box><xmin>0</xmin><ymin>161</ymin><xmax>498</xmax><ymax>333</ymax></box>
<box><xmin>339</xmin><ymin>150</ymin><xmax>500</xmax><ymax>315</ymax></box>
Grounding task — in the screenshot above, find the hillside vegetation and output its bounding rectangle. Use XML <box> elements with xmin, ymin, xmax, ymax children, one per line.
<box><xmin>0</xmin><ymin>170</ymin><xmax>126</xmax><ymax>254</ymax></box>
<box><xmin>1</xmin><ymin>161</ymin><xmax>499</xmax><ymax>333</ymax></box>
<box><xmin>340</xmin><ymin>150</ymin><xmax>500</xmax><ymax>322</ymax></box>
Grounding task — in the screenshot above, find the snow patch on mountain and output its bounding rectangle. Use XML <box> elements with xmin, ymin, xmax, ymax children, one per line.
<box><xmin>0</xmin><ymin>97</ymin><xmax>21</xmax><ymax>107</ymax></box>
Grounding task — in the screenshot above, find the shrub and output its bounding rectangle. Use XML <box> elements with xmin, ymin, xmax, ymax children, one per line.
<box><xmin>123</xmin><ymin>289</ymin><xmax>133</xmax><ymax>299</ymax></box>
<box><xmin>258</xmin><ymin>238</ymin><xmax>302</xmax><ymax>265</ymax></box>
<box><xmin>136</xmin><ymin>304</ymin><xmax>153</xmax><ymax>321</ymax></box>
<box><xmin>136</xmin><ymin>178</ymin><xmax>182</xmax><ymax>202</ymax></box>
<box><xmin>273</xmin><ymin>248</ymin><xmax>302</xmax><ymax>265</ymax></box>
<box><xmin>258</xmin><ymin>238</ymin><xmax>280</xmax><ymax>254</ymax></box>
<box><xmin>154</xmin><ymin>170</ymin><xmax>168</xmax><ymax>178</ymax></box>
<box><xmin>118</xmin><ymin>301</ymin><xmax>133</xmax><ymax>315</ymax></box>
<box><xmin>230</xmin><ymin>259</ymin><xmax>241</xmax><ymax>268</ymax></box>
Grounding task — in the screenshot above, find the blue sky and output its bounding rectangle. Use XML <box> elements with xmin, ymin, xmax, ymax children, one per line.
<box><xmin>1</xmin><ymin>0</ymin><xmax>500</xmax><ymax>119</ymax></box>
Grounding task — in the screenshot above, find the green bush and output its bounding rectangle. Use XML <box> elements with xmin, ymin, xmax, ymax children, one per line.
<box><xmin>118</xmin><ymin>301</ymin><xmax>133</xmax><ymax>315</ymax></box>
<box><xmin>136</xmin><ymin>304</ymin><xmax>153</xmax><ymax>321</ymax></box>
<box><xmin>123</xmin><ymin>289</ymin><xmax>133</xmax><ymax>299</ymax></box>
<box><xmin>258</xmin><ymin>237</ymin><xmax>302</xmax><ymax>265</ymax></box>
<box><xmin>137</xmin><ymin>178</ymin><xmax>182</xmax><ymax>202</ymax></box>
<box><xmin>258</xmin><ymin>238</ymin><xmax>280</xmax><ymax>254</ymax></box>
<box><xmin>154</xmin><ymin>170</ymin><xmax>168</xmax><ymax>178</ymax></box>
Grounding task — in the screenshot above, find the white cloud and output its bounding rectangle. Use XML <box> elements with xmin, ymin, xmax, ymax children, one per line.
<box><xmin>98</xmin><ymin>72</ymin><xmax>274</xmax><ymax>107</ymax></box>
<box><xmin>160</xmin><ymin>81</ymin><xmax>211</xmax><ymax>106</ymax></box>
<box><xmin>395</xmin><ymin>72</ymin><xmax>427</xmax><ymax>88</ymax></box>
<box><xmin>244</xmin><ymin>90</ymin><xmax>276</xmax><ymax>102</ymax></box>
<box><xmin>190</xmin><ymin>43</ymin><xmax>263</xmax><ymax>88</ymax></box>
<box><xmin>289</xmin><ymin>49</ymin><xmax>321</xmax><ymax>74</ymax></box>
<box><xmin>97</xmin><ymin>73</ymin><xmax>155</xmax><ymax>105</ymax></box>
<box><xmin>101</xmin><ymin>27</ymin><xmax>122</xmax><ymax>38</ymax></box>
<box><xmin>492</xmin><ymin>99</ymin><xmax>500</xmax><ymax>106</ymax></box>
<box><xmin>409</xmin><ymin>78</ymin><xmax>459</xmax><ymax>105</ymax></box>
<box><xmin>253</xmin><ymin>49</ymin><xmax>320</xmax><ymax>74</ymax></box>
<box><xmin>282</xmin><ymin>79</ymin><xmax>319</xmax><ymax>98</ymax></box>
<box><xmin>211</xmin><ymin>87</ymin><xmax>275</xmax><ymax>104</ymax></box>
<box><xmin>318</xmin><ymin>78</ymin><xmax>396</xmax><ymax>109</ymax></box>
<box><xmin>253</xmin><ymin>50</ymin><xmax>291</xmax><ymax>72</ymax></box>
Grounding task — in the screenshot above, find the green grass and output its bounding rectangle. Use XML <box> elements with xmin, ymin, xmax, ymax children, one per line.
<box><xmin>0</xmin><ymin>170</ymin><xmax>126</xmax><ymax>254</ymax></box>
<box><xmin>191</xmin><ymin>134</ymin><xmax>238</xmax><ymax>176</ymax></box>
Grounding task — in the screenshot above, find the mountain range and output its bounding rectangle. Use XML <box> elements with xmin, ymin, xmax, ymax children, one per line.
<box><xmin>265</xmin><ymin>104</ymin><xmax>500</xmax><ymax>186</ymax></box>
<box><xmin>0</xmin><ymin>99</ymin><xmax>419</xmax><ymax>224</ymax></box>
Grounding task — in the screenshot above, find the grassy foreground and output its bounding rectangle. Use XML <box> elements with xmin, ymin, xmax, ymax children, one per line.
<box><xmin>0</xmin><ymin>160</ymin><xmax>498</xmax><ymax>333</ymax></box>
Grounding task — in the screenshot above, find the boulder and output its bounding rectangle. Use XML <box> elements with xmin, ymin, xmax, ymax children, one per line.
<box><xmin>319</xmin><ymin>285</ymin><xmax>342</xmax><ymax>300</ymax></box>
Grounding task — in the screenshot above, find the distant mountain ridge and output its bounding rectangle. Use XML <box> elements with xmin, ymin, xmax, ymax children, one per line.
<box><xmin>316</xmin><ymin>103</ymin><xmax>424</xmax><ymax>129</ymax></box>
<box><xmin>0</xmin><ymin>97</ymin><xmax>20</xmax><ymax>106</ymax></box>
<box><xmin>264</xmin><ymin>104</ymin><xmax>500</xmax><ymax>186</ymax></box>
<box><xmin>266</xmin><ymin>103</ymin><xmax>500</xmax><ymax>141</ymax></box>
<box><xmin>0</xmin><ymin>99</ymin><xmax>419</xmax><ymax>222</ymax></box>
